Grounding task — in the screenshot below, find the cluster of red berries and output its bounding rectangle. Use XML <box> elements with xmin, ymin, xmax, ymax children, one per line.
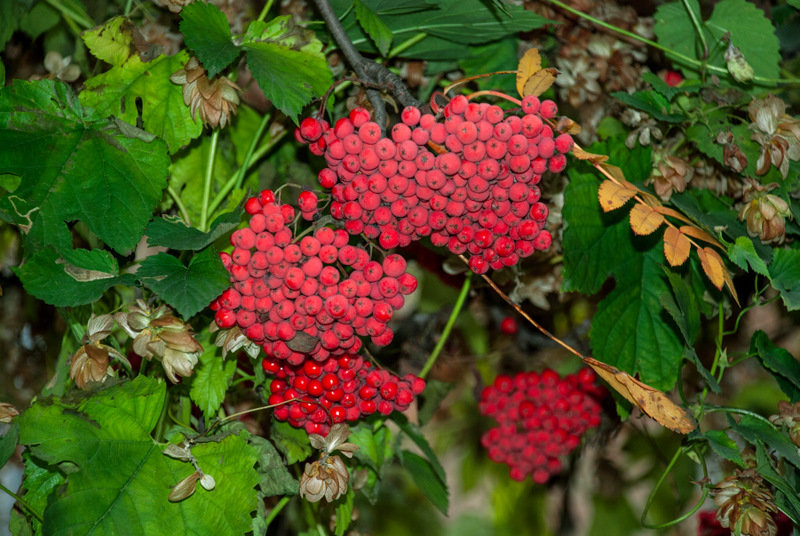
<box><xmin>295</xmin><ymin>95</ymin><xmax>572</xmax><ymax>273</ymax></box>
<box><xmin>264</xmin><ymin>353</ymin><xmax>425</xmax><ymax>435</ymax></box>
<box><xmin>211</xmin><ymin>189</ymin><xmax>417</xmax><ymax>364</ymax></box>
<box><xmin>479</xmin><ymin>368</ymin><xmax>604</xmax><ymax>484</ymax></box>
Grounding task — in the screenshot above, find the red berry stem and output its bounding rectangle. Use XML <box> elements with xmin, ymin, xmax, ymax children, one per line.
<box><xmin>465</xmin><ymin>90</ymin><xmax>522</xmax><ymax>106</ymax></box>
<box><xmin>419</xmin><ymin>271</ymin><xmax>472</xmax><ymax>379</ymax></box>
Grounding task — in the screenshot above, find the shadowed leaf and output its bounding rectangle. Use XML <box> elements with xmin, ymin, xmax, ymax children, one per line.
<box><xmin>598</xmin><ymin>179</ymin><xmax>637</xmax><ymax>212</ymax></box>
<box><xmin>663</xmin><ymin>226</ymin><xmax>691</xmax><ymax>266</ymax></box>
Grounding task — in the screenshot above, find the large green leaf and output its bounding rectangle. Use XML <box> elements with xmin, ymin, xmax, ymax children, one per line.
<box><xmin>270</xmin><ymin>419</ymin><xmax>311</xmax><ymax>464</ymax></box>
<box><xmin>14</xmin><ymin>247</ymin><xmax>135</xmax><ymax>307</ymax></box>
<box><xmin>728</xmin><ymin>236</ymin><xmax>770</xmax><ymax>276</ymax></box>
<box><xmin>17</xmin><ymin>376</ymin><xmax>259</xmax><ymax>536</ymax></box>
<box><xmin>0</xmin><ymin>422</ymin><xmax>18</xmax><ymax>469</ymax></box>
<box><xmin>180</xmin><ymin>2</ymin><xmax>241</xmax><ymax>78</ymax></box>
<box><xmin>750</xmin><ymin>330</ymin><xmax>800</xmax><ymax>401</ymax></box>
<box><xmin>0</xmin><ymin>79</ymin><xmax>169</xmax><ymax>254</ymax></box>
<box><xmin>1</xmin><ymin>0</ymin><xmax>31</xmax><ymax>51</ymax></box>
<box><xmin>250</xmin><ymin>435</ymin><xmax>299</xmax><ymax>497</ymax></box>
<box><xmin>769</xmin><ymin>247</ymin><xmax>800</xmax><ymax>311</ymax></box>
<box><xmin>729</xmin><ymin>414</ymin><xmax>800</xmax><ymax>469</ymax></box>
<box><xmin>400</xmin><ymin>450</ymin><xmax>448</xmax><ymax>515</ymax></box>
<box><xmin>137</xmin><ymin>247</ymin><xmax>230</xmax><ymax>319</ymax></box>
<box><xmin>81</xmin><ymin>18</ymin><xmax>202</xmax><ymax>153</ymax></box>
<box><xmin>354</xmin><ymin>0</ymin><xmax>392</xmax><ymax>56</ymax></box>
<box><xmin>562</xmin><ymin>143</ymin><xmax>683</xmax><ymax>390</ymax></box>
<box><xmin>189</xmin><ymin>343</ymin><xmax>236</xmax><ymax>420</ymax></box>
<box><xmin>611</xmin><ymin>90</ymin><xmax>685</xmax><ymax>122</ymax></box>
<box><xmin>242</xmin><ymin>17</ymin><xmax>333</xmax><ymax>123</ymax></box>
<box><xmin>145</xmin><ymin>209</ymin><xmax>242</xmax><ymax>251</ymax></box>
<box><xmin>328</xmin><ymin>0</ymin><xmax>550</xmax><ymax>60</ymax></box>
<box><xmin>654</xmin><ymin>0</ymin><xmax>780</xmax><ymax>83</ymax></box>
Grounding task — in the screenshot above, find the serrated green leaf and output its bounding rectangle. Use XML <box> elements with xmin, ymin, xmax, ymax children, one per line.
<box><xmin>146</xmin><ymin>209</ymin><xmax>242</xmax><ymax>251</ymax></box>
<box><xmin>80</xmin><ymin>50</ymin><xmax>202</xmax><ymax>152</ymax></box>
<box><xmin>14</xmin><ymin>247</ymin><xmax>134</xmax><ymax>307</ymax></box>
<box><xmin>728</xmin><ymin>236</ymin><xmax>770</xmax><ymax>276</ymax></box>
<box><xmin>250</xmin><ymin>435</ymin><xmax>299</xmax><ymax>497</ymax></box>
<box><xmin>354</xmin><ymin>0</ymin><xmax>392</xmax><ymax>57</ymax></box>
<box><xmin>81</xmin><ymin>16</ymin><xmax>135</xmax><ymax>66</ymax></box>
<box><xmin>391</xmin><ymin>414</ymin><xmax>445</xmax><ymax>483</ymax></box>
<box><xmin>400</xmin><ymin>450</ymin><xmax>448</xmax><ymax>515</ymax></box>
<box><xmin>270</xmin><ymin>419</ymin><xmax>312</xmax><ymax>464</ymax></box>
<box><xmin>769</xmin><ymin>247</ymin><xmax>800</xmax><ymax>311</ymax></box>
<box><xmin>334</xmin><ymin>487</ymin><xmax>354</xmax><ymax>536</ymax></box>
<box><xmin>750</xmin><ymin>330</ymin><xmax>800</xmax><ymax>402</ymax></box>
<box><xmin>611</xmin><ymin>90</ymin><xmax>685</xmax><ymax>122</ymax></box>
<box><xmin>417</xmin><ymin>379</ymin><xmax>453</xmax><ymax>426</ymax></box>
<box><xmin>242</xmin><ymin>17</ymin><xmax>332</xmax><ymax>123</ymax></box>
<box><xmin>327</xmin><ymin>0</ymin><xmax>550</xmax><ymax>60</ymax></box>
<box><xmin>695</xmin><ymin>429</ymin><xmax>744</xmax><ymax>467</ymax></box>
<box><xmin>190</xmin><ymin>345</ymin><xmax>236</xmax><ymax>419</ymax></box>
<box><xmin>137</xmin><ymin>247</ymin><xmax>230</xmax><ymax>319</ymax></box>
<box><xmin>755</xmin><ymin>443</ymin><xmax>800</xmax><ymax>525</ymax></box>
<box><xmin>180</xmin><ymin>2</ymin><xmax>241</xmax><ymax>78</ymax></box>
<box><xmin>0</xmin><ymin>79</ymin><xmax>169</xmax><ymax>254</ymax></box>
<box><xmin>729</xmin><ymin>414</ymin><xmax>800</xmax><ymax>469</ymax></box>
<box><xmin>0</xmin><ymin>422</ymin><xmax>18</xmax><ymax>469</ymax></box>
<box><xmin>349</xmin><ymin>422</ymin><xmax>392</xmax><ymax>472</ymax></box>
<box><xmin>18</xmin><ymin>453</ymin><xmax>65</xmax><ymax>534</ymax></box>
<box><xmin>17</xmin><ymin>376</ymin><xmax>259</xmax><ymax>536</ymax></box>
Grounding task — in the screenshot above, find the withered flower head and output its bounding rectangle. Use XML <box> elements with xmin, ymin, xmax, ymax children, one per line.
<box><xmin>152</xmin><ymin>0</ymin><xmax>192</xmax><ymax>14</ymax></box>
<box><xmin>748</xmin><ymin>96</ymin><xmax>800</xmax><ymax>178</ymax></box>
<box><xmin>0</xmin><ymin>402</ymin><xmax>19</xmax><ymax>423</ymax></box>
<box><xmin>69</xmin><ymin>314</ymin><xmax>124</xmax><ymax>390</ymax></box>
<box><xmin>170</xmin><ymin>57</ymin><xmax>240</xmax><ymax>129</ymax></box>
<box><xmin>299</xmin><ymin>455</ymin><xmax>349</xmax><ymax>503</ymax></box>
<box><xmin>738</xmin><ymin>181</ymin><xmax>791</xmax><ymax>244</ymax></box>
<box><xmin>211</xmin><ymin>323</ymin><xmax>260</xmax><ymax>359</ymax></box>
<box><xmin>713</xmin><ymin>469</ymin><xmax>778</xmax><ymax>536</ymax></box>
<box><xmin>769</xmin><ymin>400</ymin><xmax>800</xmax><ymax>447</ymax></box>
<box><xmin>649</xmin><ymin>155</ymin><xmax>693</xmax><ymax>202</ymax></box>
<box><xmin>716</xmin><ymin>130</ymin><xmax>748</xmax><ymax>174</ymax></box>
<box><xmin>44</xmin><ymin>51</ymin><xmax>81</xmax><ymax>82</ymax></box>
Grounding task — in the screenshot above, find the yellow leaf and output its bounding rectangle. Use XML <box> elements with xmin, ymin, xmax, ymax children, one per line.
<box><xmin>598</xmin><ymin>180</ymin><xmax>636</xmax><ymax>212</ymax></box>
<box><xmin>679</xmin><ymin>225</ymin><xmax>723</xmax><ymax>249</ymax></box>
<box><xmin>651</xmin><ymin>205</ymin><xmax>693</xmax><ymax>225</ymax></box>
<box><xmin>663</xmin><ymin>226</ymin><xmax>691</xmax><ymax>266</ymax></box>
<box><xmin>572</xmin><ymin>145</ymin><xmax>608</xmax><ymax>163</ymax></box>
<box><xmin>523</xmin><ymin>68</ymin><xmax>558</xmax><ymax>97</ymax></box>
<box><xmin>599</xmin><ymin>163</ymin><xmax>625</xmax><ymax>183</ymax></box>
<box><xmin>629</xmin><ymin>204</ymin><xmax>665</xmax><ymax>235</ymax></box>
<box><xmin>582</xmin><ymin>357</ymin><xmax>696</xmax><ymax>434</ymax></box>
<box><xmin>697</xmin><ymin>246</ymin><xmax>725</xmax><ymax>290</ymax></box>
<box><xmin>516</xmin><ymin>48</ymin><xmax>542</xmax><ymax>98</ymax></box>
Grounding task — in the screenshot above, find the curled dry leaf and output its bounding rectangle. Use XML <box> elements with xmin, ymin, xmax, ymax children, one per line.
<box><xmin>598</xmin><ymin>180</ymin><xmax>637</xmax><ymax>212</ymax></box>
<box><xmin>162</xmin><ymin>444</ymin><xmax>192</xmax><ymax>461</ymax></box>
<box><xmin>582</xmin><ymin>357</ymin><xmax>696</xmax><ymax>434</ymax></box>
<box><xmin>0</xmin><ymin>402</ymin><xmax>19</xmax><ymax>423</ymax></box>
<box><xmin>651</xmin><ymin>206</ymin><xmax>692</xmax><ymax>225</ymax></box>
<box><xmin>629</xmin><ymin>203</ymin><xmax>665</xmax><ymax>235</ymax></box>
<box><xmin>663</xmin><ymin>226</ymin><xmax>691</xmax><ymax>267</ymax></box>
<box><xmin>523</xmin><ymin>68</ymin><xmax>558</xmax><ymax>98</ymax></box>
<box><xmin>679</xmin><ymin>225</ymin><xmax>723</xmax><ymax>249</ymax></box>
<box><xmin>169</xmin><ymin>470</ymin><xmax>202</xmax><ymax>502</ymax></box>
<box><xmin>572</xmin><ymin>145</ymin><xmax>608</xmax><ymax>164</ymax></box>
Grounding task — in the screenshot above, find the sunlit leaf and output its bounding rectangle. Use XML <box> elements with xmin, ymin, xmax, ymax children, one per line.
<box><xmin>597</xmin><ymin>179</ymin><xmax>636</xmax><ymax>212</ymax></box>
<box><xmin>663</xmin><ymin>226</ymin><xmax>690</xmax><ymax>266</ymax></box>
<box><xmin>516</xmin><ymin>48</ymin><xmax>542</xmax><ymax>98</ymax></box>
<box><xmin>697</xmin><ymin>246</ymin><xmax>725</xmax><ymax>290</ymax></box>
<box><xmin>629</xmin><ymin>203</ymin><xmax>665</xmax><ymax>235</ymax></box>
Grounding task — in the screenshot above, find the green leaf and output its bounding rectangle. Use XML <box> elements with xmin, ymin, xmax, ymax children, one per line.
<box><xmin>189</xmin><ymin>345</ymin><xmax>236</xmax><ymax>420</ymax></box>
<box><xmin>250</xmin><ymin>435</ymin><xmax>299</xmax><ymax>497</ymax></box>
<box><xmin>729</xmin><ymin>414</ymin><xmax>800</xmax><ymax>469</ymax></box>
<box><xmin>562</xmin><ymin>143</ymin><xmax>683</xmax><ymax>390</ymax></box>
<box><xmin>14</xmin><ymin>247</ymin><xmax>134</xmax><ymax>307</ymax></box>
<box><xmin>1</xmin><ymin>0</ymin><xmax>29</xmax><ymax>52</ymax></box>
<box><xmin>400</xmin><ymin>450</ymin><xmax>448</xmax><ymax>515</ymax></box>
<box><xmin>17</xmin><ymin>376</ymin><xmax>259</xmax><ymax>535</ymax></box>
<box><xmin>354</xmin><ymin>0</ymin><xmax>392</xmax><ymax>56</ymax></box>
<box><xmin>82</xmin><ymin>16</ymin><xmax>135</xmax><ymax>66</ymax></box>
<box><xmin>145</xmin><ymin>209</ymin><xmax>242</xmax><ymax>251</ymax></box>
<box><xmin>750</xmin><ymin>330</ymin><xmax>800</xmax><ymax>402</ymax></box>
<box><xmin>137</xmin><ymin>247</ymin><xmax>230</xmax><ymax>319</ymax></box>
<box><xmin>390</xmin><ymin>414</ymin><xmax>445</xmax><ymax>483</ymax></box>
<box><xmin>661</xmin><ymin>270</ymin><xmax>700</xmax><ymax>345</ymax></box>
<box><xmin>755</xmin><ymin>443</ymin><xmax>800</xmax><ymax>525</ymax></box>
<box><xmin>640</xmin><ymin>71</ymin><xmax>702</xmax><ymax>101</ymax></box>
<box><xmin>654</xmin><ymin>0</ymin><xmax>780</xmax><ymax>83</ymax></box>
<box><xmin>458</xmin><ymin>38</ymin><xmax>518</xmax><ymax>96</ymax></box>
<box><xmin>327</xmin><ymin>0</ymin><xmax>550</xmax><ymax>60</ymax></box>
<box><xmin>19</xmin><ymin>2</ymin><xmax>59</xmax><ymax>39</ymax></box>
<box><xmin>334</xmin><ymin>488</ymin><xmax>355</xmax><ymax>536</ymax></box>
<box><xmin>242</xmin><ymin>17</ymin><xmax>333</xmax><ymax>123</ymax></box>
<box><xmin>80</xmin><ymin>50</ymin><xmax>202</xmax><ymax>153</ymax></box>
<box><xmin>18</xmin><ymin>453</ymin><xmax>65</xmax><ymax>533</ymax></box>
<box><xmin>728</xmin><ymin>236</ymin><xmax>770</xmax><ymax>276</ymax></box>
<box><xmin>769</xmin><ymin>247</ymin><xmax>800</xmax><ymax>311</ymax></box>
<box><xmin>611</xmin><ymin>90</ymin><xmax>685</xmax><ymax>122</ymax></box>
<box><xmin>417</xmin><ymin>379</ymin><xmax>453</xmax><ymax>426</ymax></box>
<box><xmin>180</xmin><ymin>2</ymin><xmax>241</xmax><ymax>78</ymax></box>
<box><xmin>0</xmin><ymin>422</ymin><xmax>18</xmax><ymax>469</ymax></box>
<box><xmin>349</xmin><ymin>422</ymin><xmax>392</xmax><ymax>473</ymax></box>
<box><xmin>691</xmin><ymin>429</ymin><xmax>743</xmax><ymax>467</ymax></box>
<box><xmin>0</xmin><ymin>79</ymin><xmax>170</xmax><ymax>254</ymax></box>
<box><xmin>270</xmin><ymin>419</ymin><xmax>312</xmax><ymax>464</ymax></box>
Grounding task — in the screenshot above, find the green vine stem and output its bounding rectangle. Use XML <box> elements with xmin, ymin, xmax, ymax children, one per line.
<box><xmin>264</xmin><ymin>496</ymin><xmax>290</xmax><ymax>529</ymax></box>
<box><xmin>681</xmin><ymin>0</ymin><xmax>708</xmax><ymax>60</ymax></box>
<box><xmin>543</xmin><ymin>0</ymin><xmax>800</xmax><ymax>86</ymax></box>
<box><xmin>256</xmin><ymin>0</ymin><xmax>275</xmax><ymax>22</ymax></box>
<box><xmin>0</xmin><ymin>481</ymin><xmax>44</xmax><ymax>523</ymax></box>
<box><xmin>419</xmin><ymin>272</ymin><xmax>472</xmax><ymax>379</ymax></box>
<box><xmin>640</xmin><ymin>447</ymin><xmax>710</xmax><ymax>529</ymax></box>
<box><xmin>167</xmin><ymin>185</ymin><xmax>191</xmax><ymax>226</ymax></box>
<box><xmin>44</xmin><ymin>0</ymin><xmax>93</xmax><ymax>31</ymax></box>
<box><xmin>200</xmin><ymin>129</ymin><xmax>220</xmax><ymax>232</ymax></box>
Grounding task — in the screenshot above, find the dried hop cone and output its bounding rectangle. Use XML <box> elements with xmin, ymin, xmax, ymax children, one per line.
<box><xmin>70</xmin><ymin>314</ymin><xmax>126</xmax><ymax>389</ymax></box>
<box><xmin>170</xmin><ymin>57</ymin><xmax>240</xmax><ymax>129</ymax></box>
<box><xmin>115</xmin><ymin>300</ymin><xmax>203</xmax><ymax>383</ymax></box>
<box><xmin>748</xmin><ymin>95</ymin><xmax>800</xmax><ymax>178</ymax></box>
<box><xmin>769</xmin><ymin>400</ymin><xmax>800</xmax><ymax>447</ymax></box>
<box><xmin>650</xmin><ymin>155</ymin><xmax>693</xmax><ymax>202</ymax></box>
<box><xmin>738</xmin><ymin>181</ymin><xmax>791</xmax><ymax>244</ymax></box>
<box><xmin>300</xmin><ymin>424</ymin><xmax>359</xmax><ymax>503</ymax></box>
<box><xmin>713</xmin><ymin>469</ymin><xmax>778</xmax><ymax>536</ymax></box>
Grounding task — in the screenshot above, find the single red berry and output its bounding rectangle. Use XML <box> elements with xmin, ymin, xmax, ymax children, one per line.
<box><xmin>500</xmin><ymin>316</ymin><xmax>518</xmax><ymax>335</ymax></box>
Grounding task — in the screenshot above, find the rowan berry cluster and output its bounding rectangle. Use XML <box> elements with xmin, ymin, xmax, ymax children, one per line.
<box><xmin>211</xmin><ymin>189</ymin><xmax>417</xmax><ymax>364</ymax></box>
<box><xmin>479</xmin><ymin>368</ymin><xmax>604</xmax><ymax>483</ymax></box>
<box><xmin>264</xmin><ymin>353</ymin><xmax>425</xmax><ymax>435</ymax></box>
<box><xmin>295</xmin><ymin>94</ymin><xmax>573</xmax><ymax>273</ymax></box>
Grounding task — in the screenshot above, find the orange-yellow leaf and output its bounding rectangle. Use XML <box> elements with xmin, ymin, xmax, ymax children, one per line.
<box><xmin>582</xmin><ymin>357</ymin><xmax>696</xmax><ymax>434</ymax></box>
<box><xmin>652</xmin><ymin>206</ymin><xmax>693</xmax><ymax>225</ymax></box>
<box><xmin>629</xmin><ymin>203</ymin><xmax>665</xmax><ymax>235</ymax></box>
<box><xmin>516</xmin><ymin>49</ymin><xmax>542</xmax><ymax>98</ymax></box>
<box><xmin>572</xmin><ymin>145</ymin><xmax>608</xmax><ymax>163</ymax></box>
<box><xmin>697</xmin><ymin>246</ymin><xmax>725</xmax><ymax>290</ymax></box>
<box><xmin>598</xmin><ymin>180</ymin><xmax>636</xmax><ymax>212</ymax></box>
<box><xmin>599</xmin><ymin>163</ymin><xmax>625</xmax><ymax>183</ymax></box>
<box><xmin>523</xmin><ymin>68</ymin><xmax>558</xmax><ymax>98</ymax></box>
<box><xmin>663</xmin><ymin>226</ymin><xmax>691</xmax><ymax>266</ymax></box>
<box><xmin>679</xmin><ymin>225</ymin><xmax>723</xmax><ymax>249</ymax></box>
<box><xmin>555</xmin><ymin>116</ymin><xmax>582</xmax><ymax>135</ymax></box>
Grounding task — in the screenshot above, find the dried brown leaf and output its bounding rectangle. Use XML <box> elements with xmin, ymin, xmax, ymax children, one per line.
<box><xmin>599</xmin><ymin>163</ymin><xmax>626</xmax><ymax>183</ymax></box>
<box><xmin>169</xmin><ymin>470</ymin><xmax>202</xmax><ymax>502</ymax></box>
<box><xmin>663</xmin><ymin>226</ymin><xmax>691</xmax><ymax>266</ymax></box>
<box><xmin>582</xmin><ymin>357</ymin><xmax>696</xmax><ymax>434</ymax></box>
<box><xmin>572</xmin><ymin>145</ymin><xmax>608</xmax><ymax>163</ymax></box>
<box><xmin>523</xmin><ymin>68</ymin><xmax>558</xmax><ymax>98</ymax></box>
<box><xmin>629</xmin><ymin>204</ymin><xmax>665</xmax><ymax>235</ymax></box>
<box><xmin>516</xmin><ymin>48</ymin><xmax>542</xmax><ymax>98</ymax></box>
<box><xmin>597</xmin><ymin>180</ymin><xmax>636</xmax><ymax>212</ymax></box>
